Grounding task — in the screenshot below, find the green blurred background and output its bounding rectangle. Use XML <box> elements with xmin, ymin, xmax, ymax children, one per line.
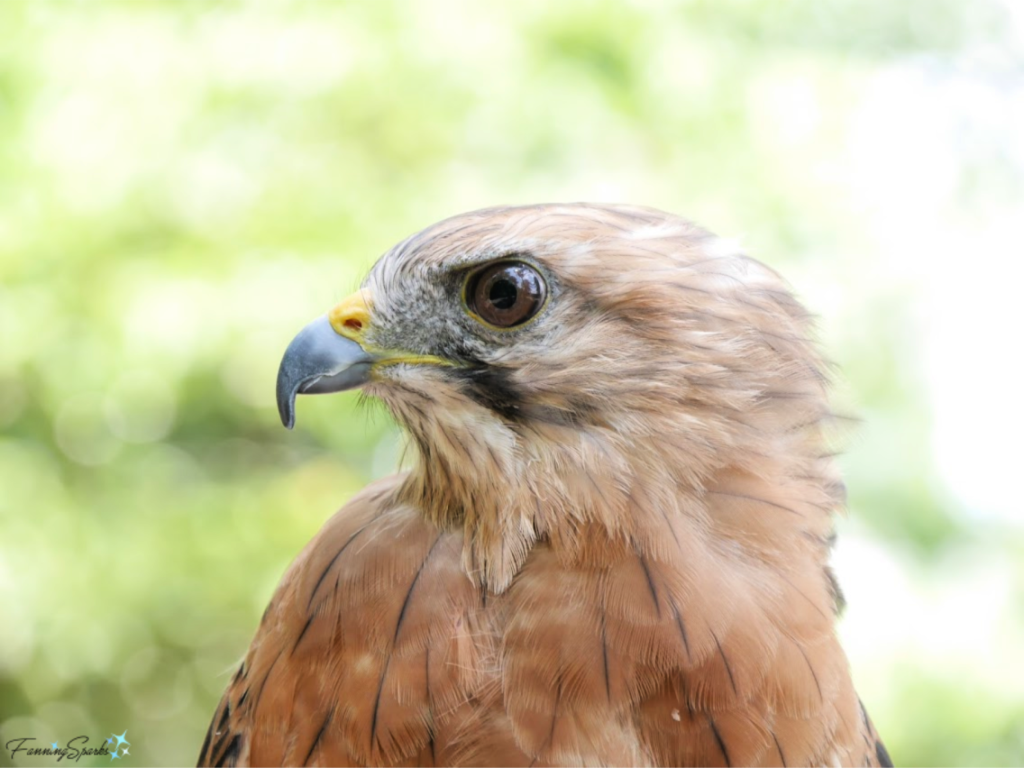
<box><xmin>2</xmin><ymin>1</ymin><xmax>1022</xmax><ymax>765</ymax></box>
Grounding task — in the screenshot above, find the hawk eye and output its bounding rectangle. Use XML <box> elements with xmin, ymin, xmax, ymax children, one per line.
<box><xmin>465</xmin><ymin>261</ymin><xmax>547</xmax><ymax>329</ymax></box>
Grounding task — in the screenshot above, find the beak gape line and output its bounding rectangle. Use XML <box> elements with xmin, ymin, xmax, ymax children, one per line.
<box><xmin>275</xmin><ymin>315</ymin><xmax>375</xmax><ymax>429</ymax></box>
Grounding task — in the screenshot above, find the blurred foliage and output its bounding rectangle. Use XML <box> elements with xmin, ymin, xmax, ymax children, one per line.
<box><xmin>1</xmin><ymin>1</ymin><xmax>1023</xmax><ymax>765</ymax></box>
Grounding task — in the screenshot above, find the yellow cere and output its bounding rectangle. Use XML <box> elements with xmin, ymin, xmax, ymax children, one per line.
<box><xmin>327</xmin><ymin>289</ymin><xmax>459</xmax><ymax>369</ymax></box>
<box><xmin>328</xmin><ymin>290</ymin><xmax>373</xmax><ymax>343</ymax></box>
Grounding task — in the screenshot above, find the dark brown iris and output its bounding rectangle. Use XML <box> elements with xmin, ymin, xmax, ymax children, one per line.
<box><xmin>466</xmin><ymin>262</ymin><xmax>546</xmax><ymax>328</ymax></box>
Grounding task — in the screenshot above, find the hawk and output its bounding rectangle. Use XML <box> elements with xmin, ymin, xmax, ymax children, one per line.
<box><xmin>199</xmin><ymin>203</ymin><xmax>891</xmax><ymax>767</ymax></box>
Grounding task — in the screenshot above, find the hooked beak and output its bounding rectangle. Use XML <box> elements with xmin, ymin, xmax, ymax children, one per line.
<box><xmin>277</xmin><ymin>289</ymin><xmax>458</xmax><ymax>429</ymax></box>
<box><xmin>275</xmin><ymin>315</ymin><xmax>374</xmax><ymax>429</ymax></box>
<box><xmin>276</xmin><ymin>291</ymin><xmax>375</xmax><ymax>429</ymax></box>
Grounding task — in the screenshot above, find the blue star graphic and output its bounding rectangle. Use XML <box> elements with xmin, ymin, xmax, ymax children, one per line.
<box><xmin>107</xmin><ymin>737</ymin><xmax>113</xmax><ymax>745</ymax></box>
<box><xmin>109</xmin><ymin>749</ymin><xmax>120</xmax><ymax>760</ymax></box>
<box><xmin>112</xmin><ymin>731</ymin><xmax>129</xmax><ymax>748</ymax></box>
<box><xmin>51</xmin><ymin>742</ymin><xmax>59</xmax><ymax>750</ymax></box>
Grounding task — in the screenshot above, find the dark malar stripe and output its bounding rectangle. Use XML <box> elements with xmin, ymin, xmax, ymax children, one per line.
<box><xmin>456</xmin><ymin>366</ymin><xmax>527</xmax><ymax>421</ymax></box>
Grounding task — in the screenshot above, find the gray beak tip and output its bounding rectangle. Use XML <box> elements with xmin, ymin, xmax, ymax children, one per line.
<box><xmin>276</xmin><ymin>360</ymin><xmax>304</xmax><ymax>430</ymax></box>
<box><xmin>279</xmin><ymin>402</ymin><xmax>296</xmax><ymax>430</ymax></box>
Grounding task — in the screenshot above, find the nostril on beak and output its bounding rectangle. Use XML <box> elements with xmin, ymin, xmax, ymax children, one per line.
<box><xmin>328</xmin><ymin>290</ymin><xmax>373</xmax><ymax>340</ymax></box>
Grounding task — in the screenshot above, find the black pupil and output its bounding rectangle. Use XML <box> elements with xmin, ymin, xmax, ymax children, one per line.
<box><xmin>489</xmin><ymin>278</ymin><xmax>517</xmax><ymax>309</ymax></box>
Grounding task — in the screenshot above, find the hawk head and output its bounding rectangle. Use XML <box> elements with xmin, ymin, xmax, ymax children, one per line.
<box><xmin>278</xmin><ymin>203</ymin><xmax>833</xmax><ymax>590</ymax></box>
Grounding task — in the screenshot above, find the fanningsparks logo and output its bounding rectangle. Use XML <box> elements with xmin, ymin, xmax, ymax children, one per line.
<box><xmin>5</xmin><ymin>731</ymin><xmax>131</xmax><ymax>762</ymax></box>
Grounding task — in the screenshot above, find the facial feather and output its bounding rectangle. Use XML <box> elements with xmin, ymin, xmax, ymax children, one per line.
<box><xmin>354</xmin><ymin>203</ymin><xmax>837</xmax><ymax>593</ymax></box>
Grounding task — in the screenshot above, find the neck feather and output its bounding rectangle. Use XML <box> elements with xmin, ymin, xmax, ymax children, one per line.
<box><xmin>394</xmin><ymin>403</ymin><xmax>842</xmax><ymax>599</ymax></box>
